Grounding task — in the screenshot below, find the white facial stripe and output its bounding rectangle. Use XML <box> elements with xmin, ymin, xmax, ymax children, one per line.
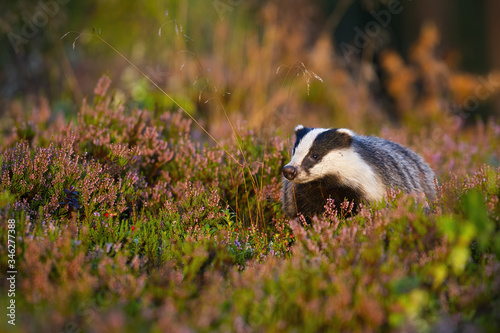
<box><xmin>288</xmin><ymin>128</ymin><xmax>329</xmax><ymax>166</ymax></box>
<box><xmin>308</xmin><ymin>147</ymin><xmax>386</xmax><ymax>201</ymax></box>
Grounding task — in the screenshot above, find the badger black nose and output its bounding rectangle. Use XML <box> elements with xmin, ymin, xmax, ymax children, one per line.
<box><xmin>283</xmin><ymin>165</ymin><xmax>297</xmax><ymax>180</ymax></box>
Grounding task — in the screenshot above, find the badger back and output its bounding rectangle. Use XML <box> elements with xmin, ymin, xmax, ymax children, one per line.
<box><xmin>352</xmin><ymin>135</ymin><xmax>437</xmax><ymax>200</ymax></box>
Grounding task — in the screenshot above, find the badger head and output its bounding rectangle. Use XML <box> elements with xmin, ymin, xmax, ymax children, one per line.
<box><xmin>283</xmin><ymin>125</ymin><xmax>356</xmax><ymax>184</ymax></box>
<box><xmin>282</xmin><ymin>125</ymin><xmax>387</xmax><ymax>203</ymax></box>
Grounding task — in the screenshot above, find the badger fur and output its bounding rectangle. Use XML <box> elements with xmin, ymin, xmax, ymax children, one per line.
<box><xmin>282</xmin><ymin>125</ymin><xmax>437</xmax><ymax>218</ymax></box>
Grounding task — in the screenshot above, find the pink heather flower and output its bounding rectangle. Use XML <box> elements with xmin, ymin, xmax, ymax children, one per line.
<box><xmin>94</xmin><ymin>75</ymin><xmax>112</xmax><ymax>97</ymax></box>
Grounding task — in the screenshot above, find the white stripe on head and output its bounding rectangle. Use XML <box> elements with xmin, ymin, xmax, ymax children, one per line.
<box><xmin>309</xmin><ymin>147</ymin><xmax>386</xmax><ymax>201</ymax></box>
<box><xmin>288</xmin><ymin>128</ymin><xmax>329</xmax><ymax>166</ymax></box>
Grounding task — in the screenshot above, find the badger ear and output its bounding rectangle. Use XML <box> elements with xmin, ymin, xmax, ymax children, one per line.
<box><xmin>336</xmin><ymin>128</ymin><xmax>356</xmax><ymax>137</ymax></box>
<box><xmin>294</xmin><ymin>124</ymin><xmax>305</xmax><ymax>133</ymax></box>
<box><xmin>293</xmin><ymin>125</ymin><xmax>310</xmax><ymax>149</ymax></box>
<box><xmin>334</xmin><ymin>128</ymin><xmax>354</xmax><ymax>148</ymax></box>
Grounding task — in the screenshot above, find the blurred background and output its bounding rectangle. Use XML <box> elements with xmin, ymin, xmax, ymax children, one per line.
<box><xmin>1</xmin><ymin>0</ymin><xmax>499</xmax><ymax>138</ymax></box>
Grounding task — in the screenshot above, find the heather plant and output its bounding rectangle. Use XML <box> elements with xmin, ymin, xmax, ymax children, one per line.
<box><xmin>1</xmin><ymin>135</ymin><xmax>139</xmax><ymax>224</ymax></box>
<box><xmin>2</xmin><ymin>13</ymin><xmax>500</xmax><ymax>333</ymax></box>
<box><xmin>1</xmin><ymin>71</ymin><xmax>500</xmax><ymax>332</ymax></box>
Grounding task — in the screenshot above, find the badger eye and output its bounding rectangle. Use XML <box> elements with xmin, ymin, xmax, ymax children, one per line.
<box><xmin>312</xmin><ymin>154</ymin><xmax>318</xmax><ymax>160</ymax></box>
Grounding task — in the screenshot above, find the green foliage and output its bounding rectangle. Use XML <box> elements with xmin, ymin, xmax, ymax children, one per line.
<box><xmin>1</xmin><ymin>76</ymin><xmax>500</xmax><ymax>333</ymax></box>
<box><xmin>3</xmin><ymin>0</ymin><xmax>500</xmax><ymax>330</ymax></box>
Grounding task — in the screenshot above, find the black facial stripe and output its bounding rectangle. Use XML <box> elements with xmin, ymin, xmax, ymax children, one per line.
<box><xmin>301</xmin><ymin>155</ymin><xmax>317</xmax><ymax>173</ymax></box>
<box><xmin>313</xmin><ymin>129</ymin><xmax>353</xmax><ymax>154</ymax></box>
<box><xmin>311</xmin><ymin>128</ymin><xmax>352</xmax><ymax>156</ymax></box>
<box><xmin>293</xmin><ymin>126</ymin><xmax>312</xmax><ymax>154</ymax></box>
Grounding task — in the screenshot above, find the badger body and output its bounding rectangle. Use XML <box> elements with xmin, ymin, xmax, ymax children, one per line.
<box><xmin>282</xmin><ymin>125</ymin><xmax>437</xmax><ymax>218</ymax></box>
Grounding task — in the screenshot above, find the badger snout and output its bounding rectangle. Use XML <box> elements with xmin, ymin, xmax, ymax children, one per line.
<box><xmin>282</xmin><ymin>165</ymin><xmax>297</xmax><ymax>180</ymax></box>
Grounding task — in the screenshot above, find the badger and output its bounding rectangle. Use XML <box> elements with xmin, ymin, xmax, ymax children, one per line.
<box><xmin>282</xmin><ymin>125</ymin><xmax>437</xmax><ymax>218</ymax></box>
